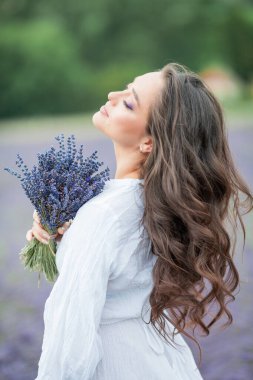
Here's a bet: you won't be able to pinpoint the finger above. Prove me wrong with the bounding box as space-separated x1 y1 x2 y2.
57 220 72 235
32 227 50 245
32 219 46 233
32 222 50 244
33 210 42 225
57 225 67 235
26 229 34 242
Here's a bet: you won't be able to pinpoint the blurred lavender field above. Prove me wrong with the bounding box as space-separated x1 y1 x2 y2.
0 116 252 380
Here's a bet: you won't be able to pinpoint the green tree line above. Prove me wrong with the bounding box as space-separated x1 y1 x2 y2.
0 0 252 118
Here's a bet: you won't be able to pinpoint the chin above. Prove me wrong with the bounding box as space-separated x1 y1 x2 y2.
92 112 107 133
92 111 100 126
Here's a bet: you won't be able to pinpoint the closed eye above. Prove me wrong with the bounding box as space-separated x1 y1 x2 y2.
123 100 134 110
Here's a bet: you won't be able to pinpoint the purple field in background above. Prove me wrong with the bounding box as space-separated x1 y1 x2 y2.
0 125 252 380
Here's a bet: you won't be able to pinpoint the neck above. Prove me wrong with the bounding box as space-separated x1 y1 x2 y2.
113 143 142 179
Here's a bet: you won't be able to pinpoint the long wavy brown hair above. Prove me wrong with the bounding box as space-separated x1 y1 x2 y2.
139 62 253 366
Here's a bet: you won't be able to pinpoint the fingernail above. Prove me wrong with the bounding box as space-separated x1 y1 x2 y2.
42 232 50 239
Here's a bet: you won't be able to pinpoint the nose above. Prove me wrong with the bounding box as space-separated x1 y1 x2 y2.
107 92 117 108
107 89 127 107
107 91 118 102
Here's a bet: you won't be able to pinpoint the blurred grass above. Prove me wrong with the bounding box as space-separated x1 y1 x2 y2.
0 112 100 145
0 112 94 131
222 97 253 118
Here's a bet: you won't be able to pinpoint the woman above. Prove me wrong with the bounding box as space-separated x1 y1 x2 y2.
27 63 252 379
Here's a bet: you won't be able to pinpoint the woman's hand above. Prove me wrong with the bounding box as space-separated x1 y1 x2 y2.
26 210 72 245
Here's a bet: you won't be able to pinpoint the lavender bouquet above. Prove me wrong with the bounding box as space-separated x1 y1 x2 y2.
4 134 110 287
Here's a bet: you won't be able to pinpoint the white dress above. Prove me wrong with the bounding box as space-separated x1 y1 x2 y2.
35 178 204 380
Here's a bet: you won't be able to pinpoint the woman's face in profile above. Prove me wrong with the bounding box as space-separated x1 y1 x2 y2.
92 71 164 148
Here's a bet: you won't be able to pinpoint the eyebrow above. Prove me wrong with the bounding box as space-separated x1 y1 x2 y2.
126 84 141 108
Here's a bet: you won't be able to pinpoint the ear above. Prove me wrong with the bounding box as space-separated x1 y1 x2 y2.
143 137 153 152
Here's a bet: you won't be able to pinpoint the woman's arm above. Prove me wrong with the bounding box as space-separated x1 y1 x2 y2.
35 202 120 380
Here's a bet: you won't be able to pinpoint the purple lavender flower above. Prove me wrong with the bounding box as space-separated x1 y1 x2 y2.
4 134 110 285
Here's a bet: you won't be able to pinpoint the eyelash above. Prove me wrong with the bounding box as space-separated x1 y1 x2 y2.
123 100 134 110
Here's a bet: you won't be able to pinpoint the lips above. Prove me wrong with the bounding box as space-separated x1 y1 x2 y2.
100 105 109 117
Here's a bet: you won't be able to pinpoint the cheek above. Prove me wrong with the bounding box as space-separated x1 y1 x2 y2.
110 110 133 129
110 110 145 135
111 116 146 147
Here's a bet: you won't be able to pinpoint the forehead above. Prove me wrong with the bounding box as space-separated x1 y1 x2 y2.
133 71 164 111
135 71 162 84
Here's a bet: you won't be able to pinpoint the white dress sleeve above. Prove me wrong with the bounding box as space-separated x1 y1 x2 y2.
35 201 120 380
